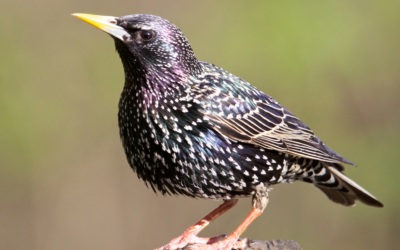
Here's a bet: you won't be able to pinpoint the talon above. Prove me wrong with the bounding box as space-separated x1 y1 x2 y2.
156 235 229 250
206 234 227 244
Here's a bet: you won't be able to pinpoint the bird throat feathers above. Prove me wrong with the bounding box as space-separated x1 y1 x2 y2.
113 37 202 94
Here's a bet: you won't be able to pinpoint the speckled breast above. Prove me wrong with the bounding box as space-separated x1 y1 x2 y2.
117 83 296 200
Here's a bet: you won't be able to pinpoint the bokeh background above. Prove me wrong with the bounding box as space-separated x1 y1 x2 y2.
1 1 399 249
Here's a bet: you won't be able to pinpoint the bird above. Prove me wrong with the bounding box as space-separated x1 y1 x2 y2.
73 13 383 250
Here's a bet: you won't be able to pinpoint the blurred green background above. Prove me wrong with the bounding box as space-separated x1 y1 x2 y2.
1 0 399 249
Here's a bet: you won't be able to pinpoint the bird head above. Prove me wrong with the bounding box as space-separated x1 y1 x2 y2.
73 13 201 80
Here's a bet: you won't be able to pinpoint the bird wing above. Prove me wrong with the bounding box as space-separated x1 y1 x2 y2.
191 68 353 165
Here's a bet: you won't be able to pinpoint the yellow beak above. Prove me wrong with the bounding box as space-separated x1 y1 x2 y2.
72 13 130 41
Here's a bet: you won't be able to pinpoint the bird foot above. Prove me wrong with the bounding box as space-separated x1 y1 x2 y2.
184 237 248 250
156 234 228 250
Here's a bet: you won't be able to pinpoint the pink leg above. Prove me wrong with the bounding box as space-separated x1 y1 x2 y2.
182 186 269 250
185 207 263 250
155 199 238 250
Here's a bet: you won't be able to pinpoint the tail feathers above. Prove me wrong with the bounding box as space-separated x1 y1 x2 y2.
316 186 358 206
314 164 383 208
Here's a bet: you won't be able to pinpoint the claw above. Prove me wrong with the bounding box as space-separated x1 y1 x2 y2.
206 234 227 244
180 237 248 250
156 234 228 250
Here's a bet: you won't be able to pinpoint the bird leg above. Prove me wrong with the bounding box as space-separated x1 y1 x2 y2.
156 199 238 250
185 185 269 250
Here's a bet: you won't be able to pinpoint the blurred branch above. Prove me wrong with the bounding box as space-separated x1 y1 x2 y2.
177 239 302 250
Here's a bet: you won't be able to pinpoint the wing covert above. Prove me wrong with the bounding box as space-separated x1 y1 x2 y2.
191 64 354 165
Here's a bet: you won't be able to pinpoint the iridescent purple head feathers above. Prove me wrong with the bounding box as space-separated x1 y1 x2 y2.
114 14 202 80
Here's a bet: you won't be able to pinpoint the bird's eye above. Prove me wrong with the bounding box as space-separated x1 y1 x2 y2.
139 30 154 41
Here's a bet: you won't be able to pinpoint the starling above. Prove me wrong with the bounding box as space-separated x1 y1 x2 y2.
73 13 383 250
